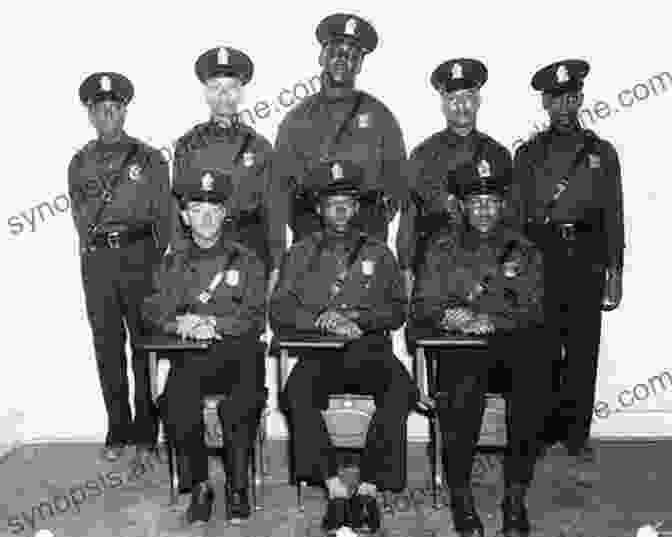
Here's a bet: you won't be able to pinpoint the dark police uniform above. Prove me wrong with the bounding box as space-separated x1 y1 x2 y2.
274 14 407 244
142 168 267 522
397 59 513 273
409 164 548 537
270 161 418 506
170 47 284 273
512 60 624 455
68 72 172 453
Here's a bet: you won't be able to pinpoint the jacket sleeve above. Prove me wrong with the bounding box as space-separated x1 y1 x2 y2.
410 238 469 326
213 253 267 337
601 140 625 270
511 143 535 230
379 108 408 205
141 253 185 334
146 148 172 254
260 149 289 271
355 249 407 332
269 245 323 333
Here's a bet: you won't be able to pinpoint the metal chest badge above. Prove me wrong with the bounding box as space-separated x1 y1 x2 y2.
503 260 521 278
225 269 239 287
361 259 375 276
201 172 215 191
588 154 601 168
357 113 370 128
128 164 142 181
242 151 255 167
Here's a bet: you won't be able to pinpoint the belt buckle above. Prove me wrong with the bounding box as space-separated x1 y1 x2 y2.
106 231 121 248
560 224 575 241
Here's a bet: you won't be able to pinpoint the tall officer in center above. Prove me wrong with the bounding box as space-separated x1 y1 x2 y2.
171 46 284 298
68 73 172 463
271 161 418 535
512 60 624 462
274 13 407 248
397 59 513 297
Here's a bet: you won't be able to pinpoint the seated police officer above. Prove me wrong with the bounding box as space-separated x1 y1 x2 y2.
142 168 266 526
270 160 418 535
410 160 549 537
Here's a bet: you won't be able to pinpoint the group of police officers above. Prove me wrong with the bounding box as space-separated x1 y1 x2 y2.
68 11 624 537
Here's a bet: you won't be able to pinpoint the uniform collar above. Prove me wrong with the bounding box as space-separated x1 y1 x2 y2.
461 224 506 251
320 228 361 250
95 131 132 151
188 235 236 259
440 127 479 147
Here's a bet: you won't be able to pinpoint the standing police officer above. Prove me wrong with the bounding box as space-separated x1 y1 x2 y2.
512 60 624 461
143 168 267 526
274 13 407 247
271 161 418 535
410 160 548 537
171 46 284 297
68 72 172 462
397 59 513 296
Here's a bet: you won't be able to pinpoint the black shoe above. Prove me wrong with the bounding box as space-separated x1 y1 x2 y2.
100 444 126 462
321 497 352 533
227 487 251 524
350 492 381 533
185 482 215 526
501 484 531 537
450 488 484 537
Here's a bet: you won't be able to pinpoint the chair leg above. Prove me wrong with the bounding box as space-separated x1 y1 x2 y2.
255 421 265 511
428 414 438 509
297 480 305 512
433 414 444 509
250 443 258 512
167 438 179 506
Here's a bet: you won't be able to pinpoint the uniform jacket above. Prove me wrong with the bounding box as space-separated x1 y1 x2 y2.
171 120 285 270
410 226 544 332
68 132 171 252
142 238 266 338
511 127 624 268
397 128 513 270
270 229 406 335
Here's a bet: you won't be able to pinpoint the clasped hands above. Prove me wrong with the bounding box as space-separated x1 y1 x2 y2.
314 309 363 339
441 308 494 335
175 313 222 341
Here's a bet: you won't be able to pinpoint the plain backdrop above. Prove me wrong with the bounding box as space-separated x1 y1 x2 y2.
1 0 670 447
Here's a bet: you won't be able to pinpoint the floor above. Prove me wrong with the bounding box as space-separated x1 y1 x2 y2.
1 440 671 537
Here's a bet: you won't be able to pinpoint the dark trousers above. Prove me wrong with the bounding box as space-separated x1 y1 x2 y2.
81 236 160 447
158 337 266 490
434 328 552 489
291 198 390 244
541 235 606 451
281 335 418 492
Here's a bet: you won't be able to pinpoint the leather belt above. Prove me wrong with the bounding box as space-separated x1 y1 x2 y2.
87 225 154 251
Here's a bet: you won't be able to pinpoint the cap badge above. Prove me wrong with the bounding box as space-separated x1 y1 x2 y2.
242 151 255 167
128 164 142 181
451 62 463 80
201 172 215 191
331 163 344 181
344 18 358 36
218 47 230 66
477 159 491 178
556 64 569 83
588 154 601 168
100 75 111 92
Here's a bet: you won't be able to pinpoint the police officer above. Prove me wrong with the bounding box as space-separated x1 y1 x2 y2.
142 168 267 526
68 72 172 462
397 58 513 297
512 60 624 461
410 161 548 537
274 13 407 246
270 161 418 535
171 46 284 297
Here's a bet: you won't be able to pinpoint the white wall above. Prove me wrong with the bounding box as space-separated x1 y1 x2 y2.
2 0 671 449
